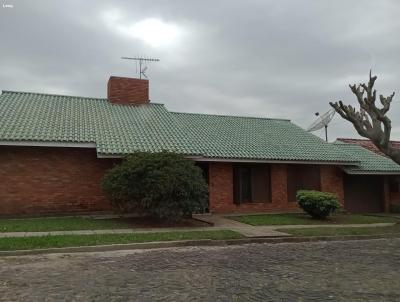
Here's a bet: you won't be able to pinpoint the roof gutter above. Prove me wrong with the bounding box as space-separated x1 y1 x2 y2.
187 156 358 165
98 153 358 165
0 143 359 166
0 141 96 148
343 170 400 175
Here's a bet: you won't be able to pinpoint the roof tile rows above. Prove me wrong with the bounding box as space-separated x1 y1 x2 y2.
0 90 399 174
173 112 355 162
337 138 400 155
0 91 195 155
334 142 400 174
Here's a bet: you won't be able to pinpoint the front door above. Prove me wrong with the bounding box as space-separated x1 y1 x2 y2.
344 175 383 213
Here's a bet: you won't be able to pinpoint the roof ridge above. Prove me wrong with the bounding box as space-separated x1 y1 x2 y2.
1 90 108 101
1 90 165 106
171 111 290 122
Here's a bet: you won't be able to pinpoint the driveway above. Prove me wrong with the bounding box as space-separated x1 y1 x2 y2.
1 239 400 301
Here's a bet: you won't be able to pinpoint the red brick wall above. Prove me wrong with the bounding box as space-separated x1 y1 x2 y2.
320 165 345 205
208 162 234 213
107 76 149 105
208 162 299 214
0 146 114 216
208 162 346 214
0 147 348 216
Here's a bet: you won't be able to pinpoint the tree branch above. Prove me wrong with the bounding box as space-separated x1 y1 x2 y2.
329 72 400 164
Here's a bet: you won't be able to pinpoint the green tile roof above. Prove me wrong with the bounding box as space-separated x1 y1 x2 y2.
334 142 400 174
0 90 355 164
172 112 356 162
0 91 195 155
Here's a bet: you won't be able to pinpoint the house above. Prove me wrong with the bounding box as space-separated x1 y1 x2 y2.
337 138 400 155
335 138 400 213
0 76 399 216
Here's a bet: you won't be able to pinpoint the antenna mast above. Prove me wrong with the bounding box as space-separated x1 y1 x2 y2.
121 56 160 79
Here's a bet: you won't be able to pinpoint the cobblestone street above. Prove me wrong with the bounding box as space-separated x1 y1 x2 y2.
0 238 400 301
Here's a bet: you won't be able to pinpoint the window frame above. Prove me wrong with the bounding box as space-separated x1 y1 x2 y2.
233 164 272 204
287 165 321 202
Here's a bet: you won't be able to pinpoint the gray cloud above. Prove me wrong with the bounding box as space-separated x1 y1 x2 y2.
1 0 399 141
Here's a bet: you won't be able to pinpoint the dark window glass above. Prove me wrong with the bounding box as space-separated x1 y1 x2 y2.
251 165 271 202
287 165 321 202
234 164 271 204
389 177 400 193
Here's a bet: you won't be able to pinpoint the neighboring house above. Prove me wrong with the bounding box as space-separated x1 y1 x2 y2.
0 76 399 216
337 138 400 156
335 138 400 212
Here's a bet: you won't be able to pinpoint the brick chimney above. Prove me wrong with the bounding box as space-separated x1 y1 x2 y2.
107 76 149 105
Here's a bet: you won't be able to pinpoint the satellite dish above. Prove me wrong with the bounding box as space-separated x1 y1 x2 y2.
306 109 335 141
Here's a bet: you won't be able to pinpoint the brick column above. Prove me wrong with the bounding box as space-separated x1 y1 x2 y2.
208 162 234 213
271 164 288 206
320 165 344 206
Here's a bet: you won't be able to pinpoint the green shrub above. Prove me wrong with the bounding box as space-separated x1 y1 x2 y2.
296 190 340 219
102 151 208 222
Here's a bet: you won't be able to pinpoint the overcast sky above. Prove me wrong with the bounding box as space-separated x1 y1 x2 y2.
1 0 399 141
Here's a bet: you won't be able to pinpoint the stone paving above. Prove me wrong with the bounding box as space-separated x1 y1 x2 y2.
1 238 400 301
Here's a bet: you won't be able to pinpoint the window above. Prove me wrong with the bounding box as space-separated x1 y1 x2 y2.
389 177 400 193
233 164 271 204
287 165 321 202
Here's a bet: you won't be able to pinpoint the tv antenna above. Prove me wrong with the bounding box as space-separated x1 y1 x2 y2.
306 109 335 142
121 56 160 79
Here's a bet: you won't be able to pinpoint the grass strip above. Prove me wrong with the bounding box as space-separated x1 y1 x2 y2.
229 213 398 226
277 224 400 237
0 217 132 232
0 230 244 251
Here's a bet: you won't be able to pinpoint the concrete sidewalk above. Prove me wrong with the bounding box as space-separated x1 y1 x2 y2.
193 214 396 237
0 215 395 239
193 214 291 237
0 225 290 238
0 227 222 238
0 215 291 238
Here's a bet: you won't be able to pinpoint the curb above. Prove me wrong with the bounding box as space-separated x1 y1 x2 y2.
1 233 400 257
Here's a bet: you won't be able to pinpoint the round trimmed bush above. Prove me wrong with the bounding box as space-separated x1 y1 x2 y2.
102 152 208 222
296 190 340 219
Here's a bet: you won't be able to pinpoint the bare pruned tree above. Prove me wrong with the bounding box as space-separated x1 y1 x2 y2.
330 72 400 164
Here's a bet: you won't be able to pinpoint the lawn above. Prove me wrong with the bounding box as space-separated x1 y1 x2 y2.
0 216 208 232
277 224 400 237
0 217 133 232
0 230 243 251
229 213 399 226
